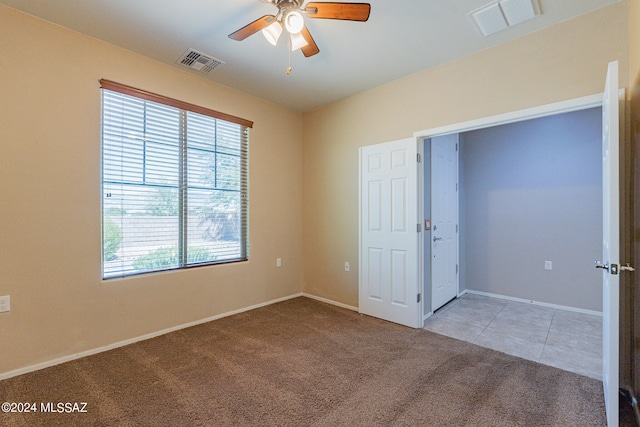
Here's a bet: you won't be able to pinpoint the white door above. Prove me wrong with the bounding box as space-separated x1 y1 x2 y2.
599 60 620 427
431 134 459 311
359 138 421 328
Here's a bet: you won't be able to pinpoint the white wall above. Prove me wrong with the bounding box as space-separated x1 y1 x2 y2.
460 107 603 311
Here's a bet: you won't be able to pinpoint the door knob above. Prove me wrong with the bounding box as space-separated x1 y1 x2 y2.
594 260 609 272
433 236 443 242
621 263 635 272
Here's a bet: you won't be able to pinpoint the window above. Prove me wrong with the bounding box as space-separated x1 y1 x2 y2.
101 80 252 279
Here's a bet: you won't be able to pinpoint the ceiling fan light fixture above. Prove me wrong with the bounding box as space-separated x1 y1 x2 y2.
284 10 304 34
229 2 371 59
290 31 308 51
262 21 283 45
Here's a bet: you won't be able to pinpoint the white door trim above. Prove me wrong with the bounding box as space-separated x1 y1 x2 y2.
413 93 602 139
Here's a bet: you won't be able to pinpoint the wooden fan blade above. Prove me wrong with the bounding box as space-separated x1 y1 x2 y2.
305 2 371 21
229 15 276 41
300 25 320 57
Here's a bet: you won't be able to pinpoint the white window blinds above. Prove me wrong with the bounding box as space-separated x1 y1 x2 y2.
101 81 250 279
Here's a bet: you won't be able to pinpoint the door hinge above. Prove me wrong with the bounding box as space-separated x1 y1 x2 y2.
456 264 459 274
456 224 458 233
417 153 421 163
417 293 421 303
456 143 458 152
417 223 422 232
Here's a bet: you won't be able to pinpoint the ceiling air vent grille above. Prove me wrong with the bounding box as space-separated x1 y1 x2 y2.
177 49 225 73
501 0 539 26
470 0 540 37
471 3 507 36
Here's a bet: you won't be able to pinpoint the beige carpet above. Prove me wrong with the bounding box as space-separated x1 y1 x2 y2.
0 297 606 426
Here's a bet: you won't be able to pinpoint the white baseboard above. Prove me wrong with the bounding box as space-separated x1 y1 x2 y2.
301 293 359 312
0 293 304 381
463 289 602 316
3 289 598 380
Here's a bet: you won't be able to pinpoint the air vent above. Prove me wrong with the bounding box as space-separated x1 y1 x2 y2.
470 0 540 37
471 3 508 36
177 49 225 73
500 0 539 26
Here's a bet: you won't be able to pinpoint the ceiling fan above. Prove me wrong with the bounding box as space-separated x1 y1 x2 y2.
229 1 371 58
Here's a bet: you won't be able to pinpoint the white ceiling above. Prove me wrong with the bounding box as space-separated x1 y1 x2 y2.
1 0 620 112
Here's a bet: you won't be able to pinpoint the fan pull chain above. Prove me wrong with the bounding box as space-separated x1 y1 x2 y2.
286 36 292 75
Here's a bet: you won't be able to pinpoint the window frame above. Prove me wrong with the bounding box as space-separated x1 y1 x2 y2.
100 80 252 279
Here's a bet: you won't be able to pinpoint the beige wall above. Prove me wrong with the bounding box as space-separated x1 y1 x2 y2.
301 2 629 307
632 0 640 83
0 6 303 375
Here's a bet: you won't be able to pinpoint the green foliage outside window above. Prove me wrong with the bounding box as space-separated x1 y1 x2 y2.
103 217 122 261
133 246 214 271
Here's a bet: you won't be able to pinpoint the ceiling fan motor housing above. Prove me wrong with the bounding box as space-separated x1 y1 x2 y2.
278 0 304 10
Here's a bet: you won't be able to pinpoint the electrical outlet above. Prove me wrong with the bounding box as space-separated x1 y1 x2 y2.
544 261 552 271
0 295 10 313
276 258 282 268
344 261 350 272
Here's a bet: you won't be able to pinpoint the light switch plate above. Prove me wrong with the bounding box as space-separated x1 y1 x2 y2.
0 295 10 313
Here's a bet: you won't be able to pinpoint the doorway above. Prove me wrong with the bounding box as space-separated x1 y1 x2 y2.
418 94 604 319
422 106 603 316
359 93 605 327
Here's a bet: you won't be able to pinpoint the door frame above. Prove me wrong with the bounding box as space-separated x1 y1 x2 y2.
414 93 603 322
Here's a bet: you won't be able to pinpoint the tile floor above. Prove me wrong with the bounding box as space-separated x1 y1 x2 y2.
423 293 602 380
